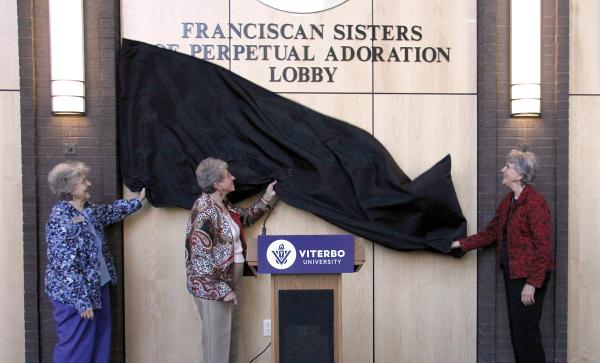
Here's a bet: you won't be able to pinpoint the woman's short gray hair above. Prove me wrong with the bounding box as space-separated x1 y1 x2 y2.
507 149 538 184
195 157 228 193
47 160 90 199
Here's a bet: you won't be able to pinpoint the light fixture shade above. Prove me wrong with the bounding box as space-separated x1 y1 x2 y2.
510 0 541 117
49 0 86 114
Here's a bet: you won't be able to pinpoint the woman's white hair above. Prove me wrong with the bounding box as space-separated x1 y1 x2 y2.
195 157 228 193
507 148 538 184
47 160 90 199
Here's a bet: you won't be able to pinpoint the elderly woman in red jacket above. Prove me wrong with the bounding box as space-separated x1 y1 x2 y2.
186 157 276 363
451 148 554 363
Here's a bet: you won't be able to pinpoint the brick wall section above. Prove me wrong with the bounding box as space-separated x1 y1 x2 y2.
18 0 123 361
477 0 568 362
475 0 499 361
18 0 40 361
553 0 569 360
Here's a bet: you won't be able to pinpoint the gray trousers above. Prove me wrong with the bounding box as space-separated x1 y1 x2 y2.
195 263 244 363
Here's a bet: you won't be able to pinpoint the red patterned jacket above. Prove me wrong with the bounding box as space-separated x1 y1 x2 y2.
185 193 271 300
459 184 555 287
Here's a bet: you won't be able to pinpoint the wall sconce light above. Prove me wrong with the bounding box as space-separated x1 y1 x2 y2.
510 0 541 117
49 0 86 115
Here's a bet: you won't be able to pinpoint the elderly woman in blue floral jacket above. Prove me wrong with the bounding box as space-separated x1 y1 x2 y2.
45 160 145 363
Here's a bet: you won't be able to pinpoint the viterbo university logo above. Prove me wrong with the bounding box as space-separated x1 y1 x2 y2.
266 239 297 269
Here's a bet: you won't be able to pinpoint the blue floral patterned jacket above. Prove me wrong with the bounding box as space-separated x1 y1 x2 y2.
45 198 142 313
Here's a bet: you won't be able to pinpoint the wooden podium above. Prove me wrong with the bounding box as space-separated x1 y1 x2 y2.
247 236 365 363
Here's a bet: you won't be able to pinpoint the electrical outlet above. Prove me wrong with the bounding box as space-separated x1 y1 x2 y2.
263 319 271 337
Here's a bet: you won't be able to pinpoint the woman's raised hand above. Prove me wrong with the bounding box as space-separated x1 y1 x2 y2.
450 241 462 249
262 180 277 202
136 188 146 202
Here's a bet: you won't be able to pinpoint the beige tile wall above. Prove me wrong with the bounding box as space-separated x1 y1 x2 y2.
570 0 600 95
569 1 600 362
373 94 476 363
373 0 476 93
569 96 600 363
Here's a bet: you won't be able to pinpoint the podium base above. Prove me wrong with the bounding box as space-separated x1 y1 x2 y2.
272 274 342 363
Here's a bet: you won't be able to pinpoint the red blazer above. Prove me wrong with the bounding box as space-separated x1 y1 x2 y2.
459 184 555 288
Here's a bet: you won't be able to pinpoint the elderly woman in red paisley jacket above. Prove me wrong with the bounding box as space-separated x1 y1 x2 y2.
451 148 554 363
186 157 276 363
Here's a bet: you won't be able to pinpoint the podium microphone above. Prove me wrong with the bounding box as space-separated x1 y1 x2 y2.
261 195 279 236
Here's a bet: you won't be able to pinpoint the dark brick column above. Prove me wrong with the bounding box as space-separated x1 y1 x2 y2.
476 0 569 362
18 0 124 361
18 0 40 361
475 0 499 361
551 0 569 359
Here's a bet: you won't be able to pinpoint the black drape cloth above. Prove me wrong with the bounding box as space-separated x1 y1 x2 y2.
118 39 466 253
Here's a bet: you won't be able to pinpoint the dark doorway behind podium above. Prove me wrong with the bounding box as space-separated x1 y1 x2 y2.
279 290 334 363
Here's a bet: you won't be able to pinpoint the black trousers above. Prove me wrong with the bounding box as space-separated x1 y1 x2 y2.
502 265 550 363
